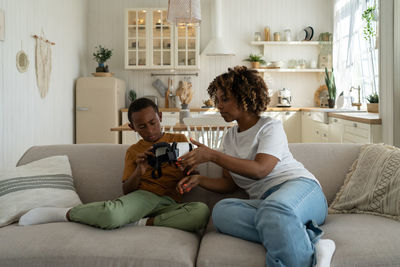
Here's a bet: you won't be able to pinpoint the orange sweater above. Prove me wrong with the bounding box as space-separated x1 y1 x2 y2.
122 133 188 202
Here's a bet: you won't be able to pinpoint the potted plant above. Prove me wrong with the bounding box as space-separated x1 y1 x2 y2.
244 53 266 69
362 5 377 41
93 45 113 73
366 92 379 113
324 67 336 108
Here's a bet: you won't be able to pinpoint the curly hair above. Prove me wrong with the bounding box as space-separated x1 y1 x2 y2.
207 66 270 115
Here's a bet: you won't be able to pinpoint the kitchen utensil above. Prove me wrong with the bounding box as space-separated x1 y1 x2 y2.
277 88 292 107
152 78 168 96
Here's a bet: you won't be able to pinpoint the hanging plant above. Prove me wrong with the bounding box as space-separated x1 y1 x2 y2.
362 5 376 41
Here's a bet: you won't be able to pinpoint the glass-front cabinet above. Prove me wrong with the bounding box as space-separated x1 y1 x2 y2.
175 25 199 69
126 10 147 67
125 8 199 69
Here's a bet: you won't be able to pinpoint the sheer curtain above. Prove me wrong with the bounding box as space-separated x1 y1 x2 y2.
333 0 378 106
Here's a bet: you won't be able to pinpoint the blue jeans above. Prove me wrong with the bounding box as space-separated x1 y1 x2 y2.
212 178 327 267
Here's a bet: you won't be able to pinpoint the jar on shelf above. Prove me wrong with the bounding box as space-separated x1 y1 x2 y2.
284 29 292 41
254 32 262 41
273 32 281 41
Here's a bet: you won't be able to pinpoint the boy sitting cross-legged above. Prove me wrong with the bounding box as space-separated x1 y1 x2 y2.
19 98 210 232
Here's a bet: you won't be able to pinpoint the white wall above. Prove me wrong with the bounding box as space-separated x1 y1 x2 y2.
0 0 88 168
87 0 333 108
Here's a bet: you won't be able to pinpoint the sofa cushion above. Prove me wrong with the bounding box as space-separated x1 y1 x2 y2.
17 144 130 203
196 214 400 267
196 231 266 267
329 144 400 221
322 214 400 266
0 223 200 267
0 156 82 227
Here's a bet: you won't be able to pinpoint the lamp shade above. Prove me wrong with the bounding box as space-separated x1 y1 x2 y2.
167 0 201 25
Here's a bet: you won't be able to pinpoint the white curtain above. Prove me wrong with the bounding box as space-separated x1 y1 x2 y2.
333 0 378 105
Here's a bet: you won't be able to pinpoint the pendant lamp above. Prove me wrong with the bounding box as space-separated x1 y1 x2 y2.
167 0 201 26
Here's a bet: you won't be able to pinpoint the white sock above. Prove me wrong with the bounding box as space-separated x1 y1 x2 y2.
125 217 148 227
137 217 148 226
19 207 70 226
315 239 336 267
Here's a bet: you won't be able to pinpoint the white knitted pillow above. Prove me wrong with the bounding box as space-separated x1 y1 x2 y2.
0 156 82 227
329 144 400 221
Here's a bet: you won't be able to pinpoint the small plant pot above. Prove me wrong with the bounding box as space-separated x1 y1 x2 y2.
251 62 260 69
367 103 379 113
328 98 335 108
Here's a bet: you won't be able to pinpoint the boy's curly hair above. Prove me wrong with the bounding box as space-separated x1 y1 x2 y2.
207 66 270 115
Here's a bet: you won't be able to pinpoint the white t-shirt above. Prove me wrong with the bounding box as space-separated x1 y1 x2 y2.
222 116 319 199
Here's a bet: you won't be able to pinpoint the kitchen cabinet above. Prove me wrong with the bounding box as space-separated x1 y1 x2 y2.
302 112 382 144
341 119 382 144
125 9 200 70
301 111 329 143
263 111 301 143
250 41 332 73
328 117 343 143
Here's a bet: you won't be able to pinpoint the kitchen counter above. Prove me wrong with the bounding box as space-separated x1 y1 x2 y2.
328 112 381 124
119 107 381 124
120 107 324 112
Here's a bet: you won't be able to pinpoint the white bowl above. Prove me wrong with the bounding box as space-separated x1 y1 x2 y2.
269 61 284 68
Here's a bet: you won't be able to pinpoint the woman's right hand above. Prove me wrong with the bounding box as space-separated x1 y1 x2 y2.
176 175 201 194
179 139 214 175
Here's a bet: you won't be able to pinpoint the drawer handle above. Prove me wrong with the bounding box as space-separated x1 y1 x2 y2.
76 107 89 111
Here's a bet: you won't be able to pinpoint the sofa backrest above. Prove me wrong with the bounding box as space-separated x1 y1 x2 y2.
17 143 361 205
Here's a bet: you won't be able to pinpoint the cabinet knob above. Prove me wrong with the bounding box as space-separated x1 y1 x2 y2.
285 111 290 115
316 130 319 134
334 119 338 122
323 133 327 137
353 123 357 128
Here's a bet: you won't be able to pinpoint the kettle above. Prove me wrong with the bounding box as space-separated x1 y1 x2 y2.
277 88 292 107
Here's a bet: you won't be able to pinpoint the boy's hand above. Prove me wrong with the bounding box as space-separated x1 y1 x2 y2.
135 147 154 176
176 175 201 195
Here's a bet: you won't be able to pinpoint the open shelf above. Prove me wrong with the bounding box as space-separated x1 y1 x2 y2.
254 68 327 73
251 41 332 46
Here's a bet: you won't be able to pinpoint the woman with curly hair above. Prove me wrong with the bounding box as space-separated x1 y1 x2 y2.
177 66 335 267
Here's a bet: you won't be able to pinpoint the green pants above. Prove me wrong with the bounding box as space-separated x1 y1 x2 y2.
69 190 210 232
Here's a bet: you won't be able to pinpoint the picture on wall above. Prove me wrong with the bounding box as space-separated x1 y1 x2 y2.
0 9 4 41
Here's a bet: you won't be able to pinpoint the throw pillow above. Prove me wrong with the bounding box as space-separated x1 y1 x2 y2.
329 144 400 221
0 155 82 227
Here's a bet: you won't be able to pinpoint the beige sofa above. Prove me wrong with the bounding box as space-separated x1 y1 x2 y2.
1 143 399 267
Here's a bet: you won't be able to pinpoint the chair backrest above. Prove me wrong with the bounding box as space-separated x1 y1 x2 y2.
183 116 233 149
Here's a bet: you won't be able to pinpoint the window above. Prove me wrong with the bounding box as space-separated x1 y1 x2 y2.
333 0 378 105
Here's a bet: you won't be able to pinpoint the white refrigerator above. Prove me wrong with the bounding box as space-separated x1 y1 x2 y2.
75 77 126 144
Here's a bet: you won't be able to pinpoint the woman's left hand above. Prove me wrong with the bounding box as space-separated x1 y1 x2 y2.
179 138 213 175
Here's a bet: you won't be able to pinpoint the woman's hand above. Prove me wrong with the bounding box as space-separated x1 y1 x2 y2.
179 139 214 175
176 175 201 195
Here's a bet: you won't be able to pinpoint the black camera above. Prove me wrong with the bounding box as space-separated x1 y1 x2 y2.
147 142 193 179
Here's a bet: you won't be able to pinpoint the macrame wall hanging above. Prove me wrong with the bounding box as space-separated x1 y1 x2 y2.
33 30 55 99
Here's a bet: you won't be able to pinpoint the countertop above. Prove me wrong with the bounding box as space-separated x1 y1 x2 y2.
119 107 381 124
328 112 381 124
